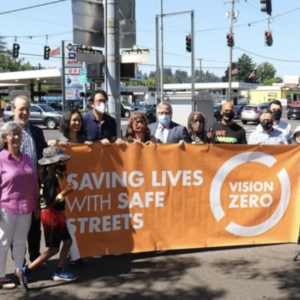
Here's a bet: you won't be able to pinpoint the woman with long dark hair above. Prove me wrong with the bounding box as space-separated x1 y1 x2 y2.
187 112 207 144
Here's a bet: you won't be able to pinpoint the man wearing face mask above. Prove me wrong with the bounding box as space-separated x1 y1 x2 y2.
187 112 207 144
249 109 287 144
207 102 247 144
148 102 192 144
83 90 122 145
255 100 293 144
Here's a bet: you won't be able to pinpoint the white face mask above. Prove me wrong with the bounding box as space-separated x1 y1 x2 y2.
95 102 106 114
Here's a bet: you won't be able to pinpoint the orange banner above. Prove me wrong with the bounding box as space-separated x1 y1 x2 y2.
62 144 300 257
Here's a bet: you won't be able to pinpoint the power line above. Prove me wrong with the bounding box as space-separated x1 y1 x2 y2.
0 0 68 15
235 47 300 63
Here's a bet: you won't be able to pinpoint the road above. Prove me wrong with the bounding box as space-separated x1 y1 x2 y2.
2 114 300 299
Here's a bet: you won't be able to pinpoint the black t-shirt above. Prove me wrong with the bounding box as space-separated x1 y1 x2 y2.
209 122 247 144
40 175 65 211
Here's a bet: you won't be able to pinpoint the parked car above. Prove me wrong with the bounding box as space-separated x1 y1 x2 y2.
3 103 62 129
240 103 269 124
287 106 300 120
234 104 246 119
138 104 157 124
214 104 222 122
121 102 135 118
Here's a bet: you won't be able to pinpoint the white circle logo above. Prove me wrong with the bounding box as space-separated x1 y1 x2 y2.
210 152 290 236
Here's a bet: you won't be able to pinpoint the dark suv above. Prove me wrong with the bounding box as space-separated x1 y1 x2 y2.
3 103 62 129
287 106 300 120
138 104 157 123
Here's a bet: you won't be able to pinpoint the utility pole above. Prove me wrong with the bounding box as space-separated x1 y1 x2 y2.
106 0 121 136
227 0 235 103
160 0 164 102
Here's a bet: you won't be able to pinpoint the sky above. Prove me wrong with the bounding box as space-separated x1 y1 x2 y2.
1 0 300 79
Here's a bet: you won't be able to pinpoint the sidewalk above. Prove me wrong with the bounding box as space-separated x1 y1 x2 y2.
2 243 300 299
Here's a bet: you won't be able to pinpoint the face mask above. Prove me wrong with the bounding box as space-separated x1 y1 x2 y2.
95 102 106 114
261 121 273 131
158 115 171 125
272 110 282 121
222 112 234 122
191 121 203 132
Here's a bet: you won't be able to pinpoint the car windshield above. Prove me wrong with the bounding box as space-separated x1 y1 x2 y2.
123 102 134 108
36 104 55 112
234 106 241 111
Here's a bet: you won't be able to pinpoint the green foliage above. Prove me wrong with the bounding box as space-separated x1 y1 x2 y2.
261 77 283 86
256 62 276 83
235 54 256 83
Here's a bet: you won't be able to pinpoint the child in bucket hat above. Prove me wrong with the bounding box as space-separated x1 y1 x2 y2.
16 146 77 290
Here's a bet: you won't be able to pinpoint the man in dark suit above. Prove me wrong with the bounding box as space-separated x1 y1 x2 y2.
148 101 192 144
12 95 47 264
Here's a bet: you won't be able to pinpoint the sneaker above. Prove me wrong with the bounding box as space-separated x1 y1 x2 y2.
69 258 88 267
52 268 77 281
16 267 29 291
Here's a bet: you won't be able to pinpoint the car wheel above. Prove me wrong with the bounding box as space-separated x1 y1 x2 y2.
242 120 247 125
124 110 131 118
46 118 57 129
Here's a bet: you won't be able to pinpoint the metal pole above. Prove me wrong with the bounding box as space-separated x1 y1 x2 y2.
155 15 160 104
227 0 235 103
61 40 66 112
160 0 164 102
106 0 121 137
191 10 195 110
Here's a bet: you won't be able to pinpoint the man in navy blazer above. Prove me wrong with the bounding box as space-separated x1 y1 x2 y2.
12 96 47 264
148 101 192 144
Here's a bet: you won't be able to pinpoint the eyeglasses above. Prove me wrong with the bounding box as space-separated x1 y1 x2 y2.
7 132 22 137
133 120 145 126
157 112 171 116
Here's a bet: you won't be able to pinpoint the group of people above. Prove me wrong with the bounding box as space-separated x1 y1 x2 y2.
0 91 298 292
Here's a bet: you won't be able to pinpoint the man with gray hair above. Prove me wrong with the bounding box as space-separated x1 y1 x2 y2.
148 101 192 144
11 95 47 264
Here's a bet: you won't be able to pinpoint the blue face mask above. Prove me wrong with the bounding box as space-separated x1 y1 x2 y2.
158 114 171 125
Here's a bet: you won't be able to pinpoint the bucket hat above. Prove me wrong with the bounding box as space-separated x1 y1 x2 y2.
38 146 71 165
293 126 300 141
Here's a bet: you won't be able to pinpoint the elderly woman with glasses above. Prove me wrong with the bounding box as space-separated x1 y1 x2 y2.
0 122 39 290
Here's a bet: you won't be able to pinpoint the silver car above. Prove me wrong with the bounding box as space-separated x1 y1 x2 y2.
3 103 62 129
240 103 269 124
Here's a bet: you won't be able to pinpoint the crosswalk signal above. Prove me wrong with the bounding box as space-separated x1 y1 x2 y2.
226 34 234 47
12 43 20 58
265 31 273 46
186 35 192 53
44 46 51 60
260 0 272 16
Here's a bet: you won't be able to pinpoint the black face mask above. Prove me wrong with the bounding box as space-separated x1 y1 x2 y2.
272 110 282 121
222 112 234 122
261 121 273 131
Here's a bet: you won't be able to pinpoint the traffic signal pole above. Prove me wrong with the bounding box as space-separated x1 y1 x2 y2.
227 0 235 103
106 0 121 137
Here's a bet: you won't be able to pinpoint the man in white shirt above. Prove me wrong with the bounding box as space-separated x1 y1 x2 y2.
256 100 293 144
249 109 288 145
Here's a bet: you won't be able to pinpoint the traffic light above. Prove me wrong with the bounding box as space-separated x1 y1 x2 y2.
226 34 234 47
265 31 273 46
44 46 51 60
260 0 272 16
12 43 20 58
186 35 191 53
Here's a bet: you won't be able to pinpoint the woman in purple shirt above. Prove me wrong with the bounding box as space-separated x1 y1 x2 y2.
0 122 39 290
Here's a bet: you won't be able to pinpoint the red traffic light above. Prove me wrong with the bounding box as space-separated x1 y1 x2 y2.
186 35 192 53
226 34 234 47
265 31 273 46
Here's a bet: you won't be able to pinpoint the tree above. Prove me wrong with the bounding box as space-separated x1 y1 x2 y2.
256 62 276 84
261 77 283 86
235 54 256 83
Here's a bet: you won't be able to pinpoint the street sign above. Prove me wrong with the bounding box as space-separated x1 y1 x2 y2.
80 68 87 76
76 52 104 63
